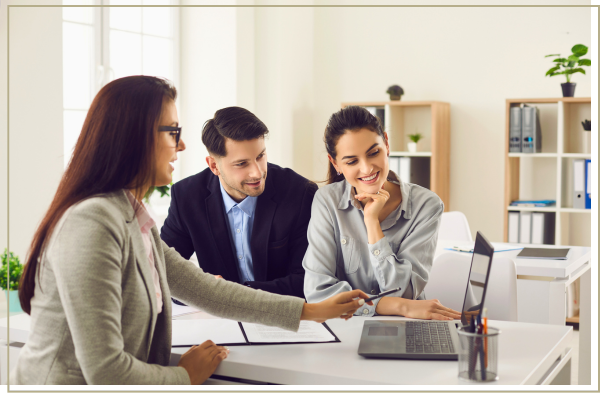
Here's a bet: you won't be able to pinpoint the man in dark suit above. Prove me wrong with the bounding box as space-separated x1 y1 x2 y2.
161 107 317 298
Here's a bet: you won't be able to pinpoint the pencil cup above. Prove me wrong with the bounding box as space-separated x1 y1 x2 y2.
456 326 500 382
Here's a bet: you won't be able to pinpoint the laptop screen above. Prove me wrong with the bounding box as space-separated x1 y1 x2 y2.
460 231 494 327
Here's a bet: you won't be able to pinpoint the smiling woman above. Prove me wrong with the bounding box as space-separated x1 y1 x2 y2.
303 106 461 321
12 77 369 385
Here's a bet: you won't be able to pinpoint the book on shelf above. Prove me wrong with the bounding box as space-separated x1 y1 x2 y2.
509 106 522 152
521 105 542 153
364 106 385 129
508 210 555 245
585 159 591 209
509 199 555 207
573 159 586 209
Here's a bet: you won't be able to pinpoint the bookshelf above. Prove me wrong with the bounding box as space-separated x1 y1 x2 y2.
341 101 451 210
504 97 591 325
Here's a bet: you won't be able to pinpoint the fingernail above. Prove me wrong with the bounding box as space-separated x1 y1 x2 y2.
358 299 365 305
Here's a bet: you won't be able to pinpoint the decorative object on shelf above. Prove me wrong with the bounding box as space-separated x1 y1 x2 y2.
509 200 555 207
144 182 173 204
406 132 423 153
1 248 24 313
581 119 591 154
545 44 591 97
386 85 404 101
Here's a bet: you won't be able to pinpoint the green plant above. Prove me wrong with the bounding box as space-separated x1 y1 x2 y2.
407 133 423 143
144 183 173 204
545 44 591 83
1 249 24 291
581 120 591 131
386 85 404 97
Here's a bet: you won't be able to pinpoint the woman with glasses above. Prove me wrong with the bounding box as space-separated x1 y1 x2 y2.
12 76 369 385
303 106 461 320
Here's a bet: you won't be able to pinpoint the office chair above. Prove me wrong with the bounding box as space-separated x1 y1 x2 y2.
439 211 473 242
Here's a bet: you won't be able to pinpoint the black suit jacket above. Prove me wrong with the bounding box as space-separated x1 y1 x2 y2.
160 163 317 298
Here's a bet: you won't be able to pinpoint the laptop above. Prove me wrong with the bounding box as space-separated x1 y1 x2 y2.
357 231 494 360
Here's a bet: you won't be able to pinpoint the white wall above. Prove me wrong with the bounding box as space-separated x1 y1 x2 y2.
1 2 64 260
276 5 592 242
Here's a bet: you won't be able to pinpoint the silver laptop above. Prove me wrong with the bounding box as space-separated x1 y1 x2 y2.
357 231 494 360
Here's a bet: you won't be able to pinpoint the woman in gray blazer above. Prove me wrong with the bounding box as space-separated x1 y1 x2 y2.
303 106 461 320
12 76 369 385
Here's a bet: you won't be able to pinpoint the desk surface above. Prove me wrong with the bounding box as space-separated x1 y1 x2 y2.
2 313 572 385
436 241 590 278
170 314 572 385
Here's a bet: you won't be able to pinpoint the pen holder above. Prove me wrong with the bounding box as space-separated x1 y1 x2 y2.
457 326 500 382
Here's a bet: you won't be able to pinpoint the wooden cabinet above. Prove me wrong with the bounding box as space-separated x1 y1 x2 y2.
341 101 451 210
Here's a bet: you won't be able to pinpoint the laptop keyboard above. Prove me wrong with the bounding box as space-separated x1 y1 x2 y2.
405 321 455 354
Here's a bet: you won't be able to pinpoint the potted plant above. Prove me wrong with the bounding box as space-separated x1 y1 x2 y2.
545 44 591 97
1 249 24 313
144 183 173 204
581 119 591 154
407 132 423 153
386 85 404 101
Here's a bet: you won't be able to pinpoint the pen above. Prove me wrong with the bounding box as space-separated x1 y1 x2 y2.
483 307 488 369
361 287 402 303
477 321 486 381
468 317 477 379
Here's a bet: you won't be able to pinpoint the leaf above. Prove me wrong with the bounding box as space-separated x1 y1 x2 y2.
545 66 561 76
552 58 568 63
578 59 591 67
567 55 579 63
545 54 561 57
569 68 586 75
567 61 576 68
571 44 588 57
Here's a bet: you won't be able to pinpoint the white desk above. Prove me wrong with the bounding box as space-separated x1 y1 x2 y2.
436 241 592 385
1 313 573 386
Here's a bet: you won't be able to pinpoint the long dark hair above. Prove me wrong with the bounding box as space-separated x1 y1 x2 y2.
324 106 386 184
19 76 177 314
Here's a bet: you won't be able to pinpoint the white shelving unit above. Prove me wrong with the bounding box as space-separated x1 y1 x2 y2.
504 97 591 247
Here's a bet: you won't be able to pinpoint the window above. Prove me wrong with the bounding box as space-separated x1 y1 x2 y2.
62 0 180 172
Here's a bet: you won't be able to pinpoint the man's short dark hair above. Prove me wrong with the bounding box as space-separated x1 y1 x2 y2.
202 106 269 157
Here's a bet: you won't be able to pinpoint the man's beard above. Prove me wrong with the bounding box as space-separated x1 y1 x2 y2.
222 171 267 198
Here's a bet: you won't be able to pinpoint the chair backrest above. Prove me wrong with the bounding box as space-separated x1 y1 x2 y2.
426 252 477 312
428 252 518 322
439 211 473 242
484 258 518 322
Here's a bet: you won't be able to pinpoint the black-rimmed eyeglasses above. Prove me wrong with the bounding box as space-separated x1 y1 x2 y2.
158 126 182 148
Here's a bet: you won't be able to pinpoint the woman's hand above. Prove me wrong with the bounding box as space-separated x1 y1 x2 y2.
375 297 462 320
301 289 372 323
354 186 390 223
178 340 229 385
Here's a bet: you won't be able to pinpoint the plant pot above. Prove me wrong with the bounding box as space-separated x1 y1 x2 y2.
4 290 23 313
561 82 576 97
389 95 402 101
581 130 591 154
407 142 418 153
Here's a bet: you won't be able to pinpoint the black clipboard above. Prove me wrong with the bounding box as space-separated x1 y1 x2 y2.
172 322 340 347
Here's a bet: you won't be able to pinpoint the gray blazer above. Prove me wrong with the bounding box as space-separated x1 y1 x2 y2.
11 190 305 385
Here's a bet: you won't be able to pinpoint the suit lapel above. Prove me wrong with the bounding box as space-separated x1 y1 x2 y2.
206 176 240 281
251 168 276 283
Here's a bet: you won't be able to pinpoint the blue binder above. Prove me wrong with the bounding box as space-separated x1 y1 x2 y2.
585 159 591 209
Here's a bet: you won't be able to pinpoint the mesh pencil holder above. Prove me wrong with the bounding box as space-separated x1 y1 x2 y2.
456 326 500 382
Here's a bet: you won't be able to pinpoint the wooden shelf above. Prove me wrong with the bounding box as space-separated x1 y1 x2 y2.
507 97 591 104
566 316 579 324
561 153 592 158
389 151 432 157
342 101 450 210
559 208 591 214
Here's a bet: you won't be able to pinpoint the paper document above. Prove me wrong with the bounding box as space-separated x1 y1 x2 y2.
171 302 202 318
241 321 335 344
172 319 246 347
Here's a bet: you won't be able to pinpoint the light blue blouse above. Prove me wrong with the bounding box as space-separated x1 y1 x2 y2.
302 171 444 316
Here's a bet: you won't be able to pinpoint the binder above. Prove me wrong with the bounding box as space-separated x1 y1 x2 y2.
519 211 532 244
509 107 522 152
508 211 520 243
573 159 586 209
521 105 542 153
399 157 411 183
585 159 591 209
531 212 556 245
